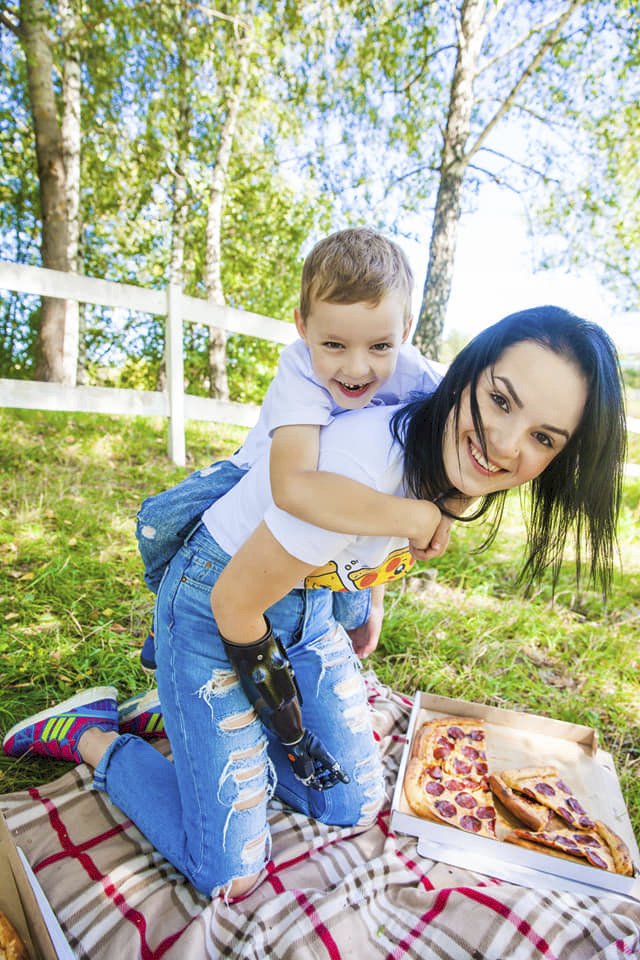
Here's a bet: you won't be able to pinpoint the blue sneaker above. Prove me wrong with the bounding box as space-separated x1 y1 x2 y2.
118 689 165 739
3 687 118 763
140 630 157 672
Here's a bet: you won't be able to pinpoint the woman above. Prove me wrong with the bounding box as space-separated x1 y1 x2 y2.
3 307 626 899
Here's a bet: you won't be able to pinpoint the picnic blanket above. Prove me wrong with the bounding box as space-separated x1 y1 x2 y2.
2 674 639 960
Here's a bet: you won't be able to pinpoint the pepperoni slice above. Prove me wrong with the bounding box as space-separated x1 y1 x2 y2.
476 806 496 819
433 744 453 760
574 834 601 847
452 759 472 775
585 851 608 870
447 726 465 740
455 792 477 809
429 766 444 780
443 778 466 792
566 796 587 815
556 779 572 794
468 729 484 741
434 800 457 819
459 815 482 832
424 781 445 796
534 782 556 797
557 806 576 823
474 762 488 776
578 815 595 829
461 745 479 760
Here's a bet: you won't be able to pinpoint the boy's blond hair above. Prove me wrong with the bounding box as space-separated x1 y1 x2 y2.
299 228 414 323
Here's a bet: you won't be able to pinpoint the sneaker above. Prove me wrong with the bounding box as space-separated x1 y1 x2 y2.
118 689 166 739
140 629 157 672
3 687 118 763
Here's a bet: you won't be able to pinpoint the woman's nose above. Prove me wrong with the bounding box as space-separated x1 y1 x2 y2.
490 424 520 460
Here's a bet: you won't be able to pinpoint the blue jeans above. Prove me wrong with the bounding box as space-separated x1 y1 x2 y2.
93 524 385 896
136 460 245 592
135 456 372 631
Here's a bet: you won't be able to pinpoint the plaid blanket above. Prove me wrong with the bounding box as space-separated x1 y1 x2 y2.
2 675 639 959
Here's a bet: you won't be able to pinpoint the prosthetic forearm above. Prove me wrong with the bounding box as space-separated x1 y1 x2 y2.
222 618 349 790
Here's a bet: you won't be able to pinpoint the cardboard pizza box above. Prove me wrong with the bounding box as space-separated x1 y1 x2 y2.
0 811 72 959
391 692 640 901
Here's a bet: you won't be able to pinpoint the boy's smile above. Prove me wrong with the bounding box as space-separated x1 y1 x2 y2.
443 341 587 497
296 293 411 410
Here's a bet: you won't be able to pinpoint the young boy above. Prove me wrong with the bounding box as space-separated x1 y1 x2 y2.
136 227 455 672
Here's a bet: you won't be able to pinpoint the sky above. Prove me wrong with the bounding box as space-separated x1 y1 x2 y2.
401 184 639 359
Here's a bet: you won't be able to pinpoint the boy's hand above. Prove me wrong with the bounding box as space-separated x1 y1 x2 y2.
410 514 453 562
348 585 385 659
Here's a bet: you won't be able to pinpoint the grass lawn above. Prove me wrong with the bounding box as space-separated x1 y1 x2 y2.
1 408 639 843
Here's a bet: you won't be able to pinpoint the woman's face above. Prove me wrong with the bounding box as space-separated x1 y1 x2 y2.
442 341 587 497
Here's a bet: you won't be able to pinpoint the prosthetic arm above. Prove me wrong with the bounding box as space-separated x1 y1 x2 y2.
222 618 349 791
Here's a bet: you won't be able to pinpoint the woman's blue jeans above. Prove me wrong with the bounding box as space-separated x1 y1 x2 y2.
93 524 385 896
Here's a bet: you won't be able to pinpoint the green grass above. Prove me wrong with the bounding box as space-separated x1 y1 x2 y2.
1 408 639 845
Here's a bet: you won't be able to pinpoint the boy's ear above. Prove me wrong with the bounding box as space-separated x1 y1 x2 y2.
294 308 307 341
402 315 413 343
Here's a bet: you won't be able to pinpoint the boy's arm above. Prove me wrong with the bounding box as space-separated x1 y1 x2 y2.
347 583 385 659
410 494 476 561
270 424 441 550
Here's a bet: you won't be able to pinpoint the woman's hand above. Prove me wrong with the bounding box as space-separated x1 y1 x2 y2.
348 585 385 659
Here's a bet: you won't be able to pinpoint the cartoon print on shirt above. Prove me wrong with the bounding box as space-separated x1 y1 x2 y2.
303 546 415 592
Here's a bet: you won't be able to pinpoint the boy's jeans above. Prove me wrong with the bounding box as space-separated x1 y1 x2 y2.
136 460 244 593
94 524 385 895
135 457 372 629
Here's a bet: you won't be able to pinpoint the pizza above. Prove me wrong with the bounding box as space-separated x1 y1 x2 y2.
494 766 634 877
0 909 29 960
404 717 497 838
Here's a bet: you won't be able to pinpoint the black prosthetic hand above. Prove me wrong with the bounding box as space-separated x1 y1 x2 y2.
222 618 349 791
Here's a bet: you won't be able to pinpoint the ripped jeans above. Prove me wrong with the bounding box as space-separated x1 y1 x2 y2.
93 524 385 896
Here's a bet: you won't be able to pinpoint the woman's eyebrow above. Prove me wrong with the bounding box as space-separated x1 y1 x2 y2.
495 374 570 439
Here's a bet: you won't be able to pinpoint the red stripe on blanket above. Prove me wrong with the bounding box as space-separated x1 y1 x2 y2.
293 889 342 960
376 809 435 891
28 788 192 960
460 887 557 958
385 888 453 959
33 820 134 870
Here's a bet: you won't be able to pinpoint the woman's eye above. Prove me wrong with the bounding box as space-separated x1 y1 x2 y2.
533 431 553 448
490 392 508 411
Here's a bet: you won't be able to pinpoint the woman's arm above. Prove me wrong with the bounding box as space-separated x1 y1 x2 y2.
210 520 318 644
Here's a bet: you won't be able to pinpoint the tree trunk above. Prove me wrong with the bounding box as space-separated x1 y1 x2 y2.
413 0 487 359
60 0 82 383
20 0 76 383
204 19 252 400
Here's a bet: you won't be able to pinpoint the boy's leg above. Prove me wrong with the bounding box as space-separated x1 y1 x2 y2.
136 460 246 593
332 589 371 632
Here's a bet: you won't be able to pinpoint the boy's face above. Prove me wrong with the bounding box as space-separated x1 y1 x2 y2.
295 293 412 410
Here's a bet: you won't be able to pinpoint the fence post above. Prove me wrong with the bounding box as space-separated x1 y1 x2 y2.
166 283 186 466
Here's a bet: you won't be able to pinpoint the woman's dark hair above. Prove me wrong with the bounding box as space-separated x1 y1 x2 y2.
392 306 627 594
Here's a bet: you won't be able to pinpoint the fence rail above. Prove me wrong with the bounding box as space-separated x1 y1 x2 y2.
0 260 297 464
1 260 638 472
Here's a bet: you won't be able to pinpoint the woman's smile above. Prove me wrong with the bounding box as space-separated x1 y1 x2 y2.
443 341 588 497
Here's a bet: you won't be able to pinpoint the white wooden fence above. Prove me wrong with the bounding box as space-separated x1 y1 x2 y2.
0 261 297 465
1 260 638 472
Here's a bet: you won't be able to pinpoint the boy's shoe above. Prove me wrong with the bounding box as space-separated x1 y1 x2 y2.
140 630 157 672
118 689 166 739
2 687 118 763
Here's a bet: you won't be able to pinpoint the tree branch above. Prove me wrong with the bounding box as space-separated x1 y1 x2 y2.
465 0 584 165
476 10 573 77
0 5 20 34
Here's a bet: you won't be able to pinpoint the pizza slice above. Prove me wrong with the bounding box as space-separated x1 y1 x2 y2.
494 767 635 876
497 766 596 830
504 817 633 875
404 717 497 838
488 772 554 831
